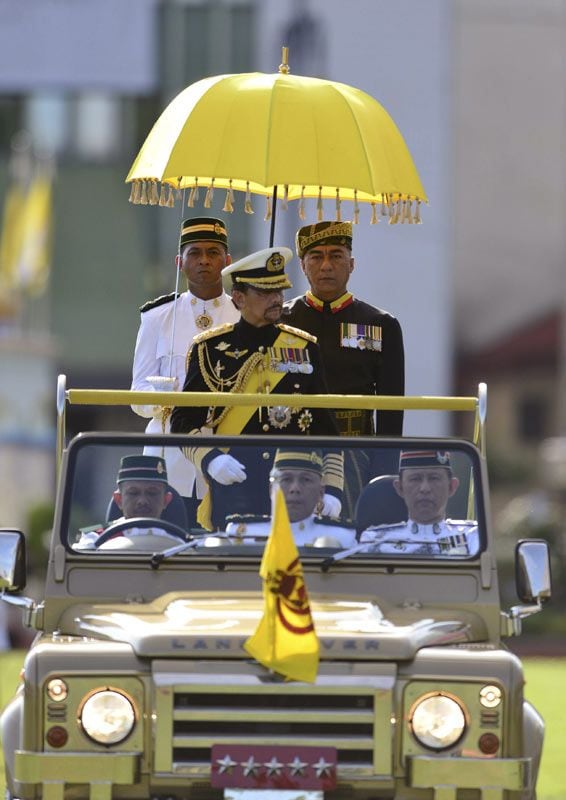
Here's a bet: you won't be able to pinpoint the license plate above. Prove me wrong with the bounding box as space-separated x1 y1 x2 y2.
211 745 337 791
225 790 323 800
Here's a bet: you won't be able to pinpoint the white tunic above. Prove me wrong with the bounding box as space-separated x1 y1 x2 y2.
225 514 356 548
73 518 177 550
131 290 240 495
359 519 479 556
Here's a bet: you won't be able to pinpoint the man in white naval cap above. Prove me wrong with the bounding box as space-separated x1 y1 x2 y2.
131 217 239 526
225 449 355 548
170 247 343 531
359 450 479 556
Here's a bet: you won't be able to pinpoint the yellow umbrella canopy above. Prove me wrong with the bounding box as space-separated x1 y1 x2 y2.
126 63 427 226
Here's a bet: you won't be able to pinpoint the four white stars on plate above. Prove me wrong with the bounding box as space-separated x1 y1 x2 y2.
215 754 333 778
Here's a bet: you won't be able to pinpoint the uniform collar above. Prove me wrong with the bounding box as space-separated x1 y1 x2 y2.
305 290 354 313
408 519 445 535
291 514 314 532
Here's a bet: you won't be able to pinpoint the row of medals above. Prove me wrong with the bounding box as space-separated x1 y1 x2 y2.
341 335 381 351
270 358 313 374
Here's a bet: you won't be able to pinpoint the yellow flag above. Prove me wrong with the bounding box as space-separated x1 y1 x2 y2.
0 180 25 290
244 487 319 682
15 169 53 296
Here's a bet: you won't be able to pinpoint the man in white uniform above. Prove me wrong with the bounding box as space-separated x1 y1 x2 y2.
74 455 180 549
359 450 479 556
131 217 240 523
225 449 355 548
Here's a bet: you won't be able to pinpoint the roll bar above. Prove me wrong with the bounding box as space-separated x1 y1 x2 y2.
55 376 487 474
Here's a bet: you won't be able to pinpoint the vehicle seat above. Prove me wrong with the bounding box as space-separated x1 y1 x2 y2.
354 475 408 538
105 485 188 529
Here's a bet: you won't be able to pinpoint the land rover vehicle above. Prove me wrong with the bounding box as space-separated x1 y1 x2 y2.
0 386 552 800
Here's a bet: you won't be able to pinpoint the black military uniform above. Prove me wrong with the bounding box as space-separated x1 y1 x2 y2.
284 291 404 435
285 221 405 517
170 247 342 530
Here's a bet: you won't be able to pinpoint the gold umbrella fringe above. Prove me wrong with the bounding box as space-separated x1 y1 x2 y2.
127 180 423 224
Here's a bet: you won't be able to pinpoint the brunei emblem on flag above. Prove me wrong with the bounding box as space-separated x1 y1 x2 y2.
244 487 319 682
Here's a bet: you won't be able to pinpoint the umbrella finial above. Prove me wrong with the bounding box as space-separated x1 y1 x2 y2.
279 46 290 74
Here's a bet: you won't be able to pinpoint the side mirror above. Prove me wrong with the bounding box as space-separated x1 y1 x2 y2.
0 530 27 592
515 539 551 604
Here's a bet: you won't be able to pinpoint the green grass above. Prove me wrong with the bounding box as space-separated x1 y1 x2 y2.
0 653 564 798
523 658 566 800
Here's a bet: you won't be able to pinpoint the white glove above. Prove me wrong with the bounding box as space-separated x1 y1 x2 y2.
320 493 342 518
207 454 247 485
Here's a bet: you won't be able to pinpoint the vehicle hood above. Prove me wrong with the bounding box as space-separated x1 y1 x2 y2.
58 594 487 660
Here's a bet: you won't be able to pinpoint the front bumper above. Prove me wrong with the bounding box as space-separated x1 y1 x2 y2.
12 751 532 800
408 754 531 799
14 751 140 800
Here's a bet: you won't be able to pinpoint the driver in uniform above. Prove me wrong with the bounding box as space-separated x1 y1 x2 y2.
74 455 177 549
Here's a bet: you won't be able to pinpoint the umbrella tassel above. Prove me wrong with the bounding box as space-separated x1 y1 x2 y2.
406 197 413 224
188 180 199 208
353 190 360 224
390 197 401 225
282 184 289 210
245 181 254 214
158 183 168 206
166 184 176 208
370 202 378 225
204 179 214 209
381 194 388 217
317 187 323 221
222 181 234 213
264 195 272 221
129 181 140 204
149 180 159 205
335 189 342 222
400 199 407 223
415 199 422 224
298 186 306 221
388 194 395 220
139 181 149 205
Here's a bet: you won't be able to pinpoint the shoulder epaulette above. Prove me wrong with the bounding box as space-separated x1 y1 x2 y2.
446 519 477 526
193 322 235 344
314 516 355 529
277 323 317 343
140 292 179 313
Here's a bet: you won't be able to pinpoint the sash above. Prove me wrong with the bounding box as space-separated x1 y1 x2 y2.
197 330 309 529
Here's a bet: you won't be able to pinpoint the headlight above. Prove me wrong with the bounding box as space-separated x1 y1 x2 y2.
410 693 466 750
80 689 136 745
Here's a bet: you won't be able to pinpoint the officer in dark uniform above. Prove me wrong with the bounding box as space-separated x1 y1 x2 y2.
284 220 405 517
170 246 342 530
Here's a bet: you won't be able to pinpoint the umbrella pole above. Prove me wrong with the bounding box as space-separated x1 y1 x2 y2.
269 185 278 247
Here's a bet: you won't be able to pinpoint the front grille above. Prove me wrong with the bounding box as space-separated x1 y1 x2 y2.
153 665 395 778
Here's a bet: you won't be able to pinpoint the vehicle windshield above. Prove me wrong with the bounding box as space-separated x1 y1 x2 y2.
62 434 484 560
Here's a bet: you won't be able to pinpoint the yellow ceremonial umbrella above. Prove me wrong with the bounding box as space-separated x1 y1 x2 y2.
126 50 427 239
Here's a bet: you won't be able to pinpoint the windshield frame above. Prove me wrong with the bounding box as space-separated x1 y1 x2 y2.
58 432 487 563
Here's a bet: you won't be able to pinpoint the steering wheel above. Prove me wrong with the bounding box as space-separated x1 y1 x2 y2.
93 517 188 548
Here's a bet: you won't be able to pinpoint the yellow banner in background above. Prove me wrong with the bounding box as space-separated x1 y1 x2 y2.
244 487 319 683
0 165 52 298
